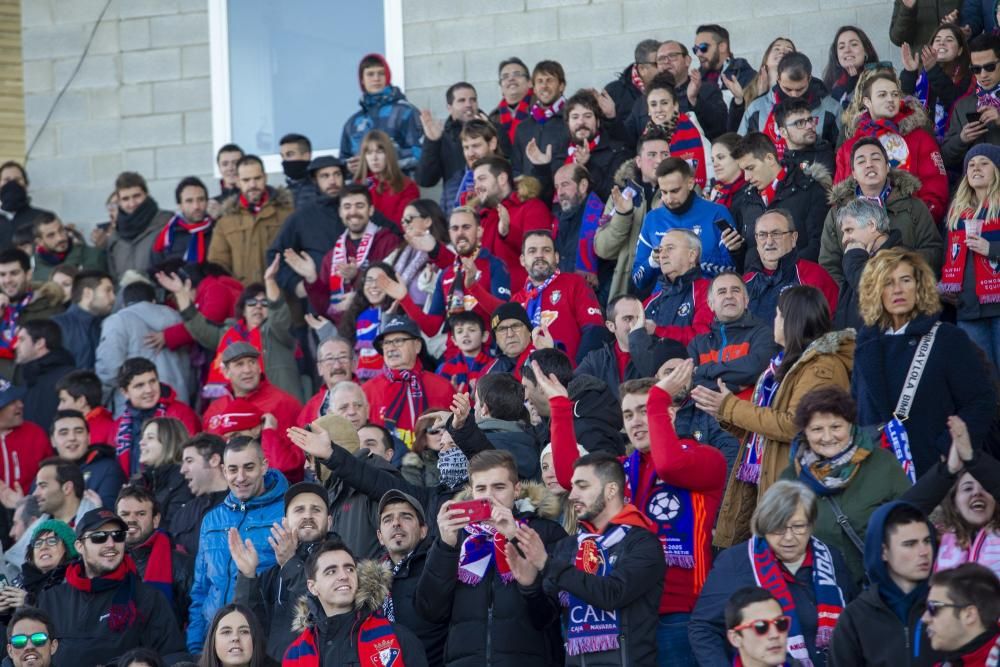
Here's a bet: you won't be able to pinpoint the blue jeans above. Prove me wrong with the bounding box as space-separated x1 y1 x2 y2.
958 317 1000 369
657 612 696 667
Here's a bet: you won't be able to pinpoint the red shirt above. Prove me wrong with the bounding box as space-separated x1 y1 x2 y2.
369 176 420 231
0 422 53 492
86 406 116 446
363 366 455 448
478 191 554 287
509 272 603 363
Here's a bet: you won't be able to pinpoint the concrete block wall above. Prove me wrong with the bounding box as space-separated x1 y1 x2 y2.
21 0 896 226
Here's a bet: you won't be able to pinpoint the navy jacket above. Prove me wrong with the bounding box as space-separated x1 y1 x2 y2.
52 304 103 371
18 348 75 430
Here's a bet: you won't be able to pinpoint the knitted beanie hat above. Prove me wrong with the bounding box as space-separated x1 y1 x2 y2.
31 519 79 558
963 143 1000 173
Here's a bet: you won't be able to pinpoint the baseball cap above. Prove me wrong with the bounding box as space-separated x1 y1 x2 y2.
0 378 26 410
373 314 421 354
221 342 261 364
75 508 127 538
284 481 329 511
378 489 426 526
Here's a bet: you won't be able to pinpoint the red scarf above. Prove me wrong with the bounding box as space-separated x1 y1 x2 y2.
151 213 213 263
670 113 709 188
65 556 140 632
239 189 269 215
382 367 428 435
762 108 788 161
629 64 646 94
136 529 174 605
759 168 786 206
709 175 748 209
284 612 407 667
939 210 1000 303
498 89 533 143
566 135 600 164
530 96 566 124
35 238 71 266
614 342 630 381
205 321 264 395
330 223 378 295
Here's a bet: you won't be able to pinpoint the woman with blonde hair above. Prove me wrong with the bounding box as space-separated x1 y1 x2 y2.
852 248 996 481
354 129 420 230
938 145 1000 366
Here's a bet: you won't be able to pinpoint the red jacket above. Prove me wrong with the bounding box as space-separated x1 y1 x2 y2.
203 380 304 483
86 406 116 446
162 275 244 350
478 189 554 288
304 227 400 318
834 103 948 224
362 366 455 448
0 421 53 493
297 387 327 428
549 386 726 614
369 176 420 231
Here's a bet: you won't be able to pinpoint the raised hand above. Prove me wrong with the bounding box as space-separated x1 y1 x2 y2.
374 271 407 301
263 253 281 284
514 525 548 571
531 324 554 350
419 109 444 141
610 185 635 215
528 359 569 399
436 500 471 547
283 249 318 284
269 518 299 568
687 68 703 106
525 138 553 166
228 527 260 578
690 378 732 418
656 358 694 396
335 258 359 282
721 73 745 104
450 392 472 430
287 425 334 461
497 203 511 237
591 88 617 119
405 228 438 253
155 271 189 295
504 540 540 586
304 313 330 331
947 415 974 473
0 481 23 510
490 503 517 539
919 44 938 70
460 256 480 288
901 43 919 72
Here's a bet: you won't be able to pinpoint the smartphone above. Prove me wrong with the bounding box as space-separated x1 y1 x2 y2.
967 111 982 124
96 222 111 231
621 185 638 200
451 499 492 523
714 218 737 235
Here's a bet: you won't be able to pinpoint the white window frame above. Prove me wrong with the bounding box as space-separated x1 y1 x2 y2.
207 0 404 175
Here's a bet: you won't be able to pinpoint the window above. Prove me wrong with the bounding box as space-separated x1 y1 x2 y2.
208 0 404 172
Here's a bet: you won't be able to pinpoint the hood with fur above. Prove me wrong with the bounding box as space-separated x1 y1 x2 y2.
291 558 393 632
220 185 294 217
843 96 934 139
828 168 922 207
614 158 641 186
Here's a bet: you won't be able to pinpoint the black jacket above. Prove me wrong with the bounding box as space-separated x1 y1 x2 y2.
136 463 193 534
52 304 103 371
329 450 401 559
414 494 567 667
535 374 626 456
446 415 542 482
604 66 645 122
17 348 75 430
0 204 51 252
37 572 189 666
834 229 904 330
130 534 194 627
526 513 665 666
575 343 640 401
621 75 728 146
170 488 226 556
415 116 468 215
512 114 570 197
689 311 779 392
785 140 836 175
385 536 449 666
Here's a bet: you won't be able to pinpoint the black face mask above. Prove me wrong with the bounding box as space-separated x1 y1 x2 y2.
0 180 28 213
282 159 310 181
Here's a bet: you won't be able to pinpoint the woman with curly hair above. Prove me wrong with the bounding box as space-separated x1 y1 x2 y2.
851 248 996 480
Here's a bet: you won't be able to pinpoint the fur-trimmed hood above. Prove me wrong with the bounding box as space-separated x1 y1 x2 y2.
827 168 922 207
794 328 856 372
220 185 294 216
453 479 563 522
843 96 934 139
795 161 833 191
291 558 393 632
614 158 641 186
465 175 543 209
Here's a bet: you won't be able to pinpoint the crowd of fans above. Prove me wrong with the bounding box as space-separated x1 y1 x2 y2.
1 9 1000 667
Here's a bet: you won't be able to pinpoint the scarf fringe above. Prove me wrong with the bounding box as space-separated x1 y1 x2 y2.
666 554 695 569
566 635 621 657
737 462 762 484
457 569 484 586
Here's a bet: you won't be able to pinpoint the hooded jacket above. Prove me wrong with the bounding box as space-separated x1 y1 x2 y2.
414 482 567 667
714 328 855 548
17 347 75 430
186 469 289 653
207 186 295 284
835 99 949 222
688 311 780 394
827 500 943 666
339 54 423 174
286 560 428 666
834 228 905 330
819 169 943 285
740 79 843 147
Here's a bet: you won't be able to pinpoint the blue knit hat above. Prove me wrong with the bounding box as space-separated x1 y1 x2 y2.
963 143 1000 172
30 519 78 558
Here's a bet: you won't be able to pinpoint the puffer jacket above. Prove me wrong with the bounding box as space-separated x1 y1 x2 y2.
819 169 943 285
206 186 295 284
688 311 779 394
414 482 566 667
595 159 663 299
477 417 541 481
739 78 843 147
286 560 428 666
186 469 289 653
714 329 855 548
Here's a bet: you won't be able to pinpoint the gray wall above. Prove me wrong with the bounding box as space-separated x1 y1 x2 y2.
21 0 895 226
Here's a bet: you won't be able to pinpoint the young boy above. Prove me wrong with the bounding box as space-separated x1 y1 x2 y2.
436 311 494 393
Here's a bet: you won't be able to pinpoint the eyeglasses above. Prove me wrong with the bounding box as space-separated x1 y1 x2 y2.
925 600 970 617
635 60 658 67
318 355 351 366
732 616 792 636
381 337 416 349
494 323 527 336
401 215 422 226
32 536 60 549
9 633 50 649
244 298 268 307
971 61 1000 74
767 522 810 537
84 530 126 544
499 71 528 83
785 117 818 130
657 52 685 62
755 230 794 241
864 60 895 71
692 42 711 54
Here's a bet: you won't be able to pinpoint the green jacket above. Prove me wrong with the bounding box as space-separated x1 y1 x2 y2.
180 293 307 403
33 238 107 282
781 433 912 586
890 0 961 50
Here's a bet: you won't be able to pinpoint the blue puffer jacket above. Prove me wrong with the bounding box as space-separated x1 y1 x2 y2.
186 469 289 653
340 84 423 174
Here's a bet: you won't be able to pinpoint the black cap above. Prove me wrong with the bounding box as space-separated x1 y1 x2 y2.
75 508 127 538
284 481 329 511
378 489 426 526
308 155 344 176
373 314 422 354
490 302 531 333
647 338 689 371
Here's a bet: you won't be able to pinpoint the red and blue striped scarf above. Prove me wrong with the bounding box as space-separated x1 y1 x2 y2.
284 612 407 667
151 213 212 263
939 209 1000 303
575 192 607 275
498 89 533 144
0 292 30 360
115 399 168 475
524 271 559 328
355 306 384 381
670 113 709 188
530 96 566 124
457 521 515 585
437 349 494 393
738 352 784 484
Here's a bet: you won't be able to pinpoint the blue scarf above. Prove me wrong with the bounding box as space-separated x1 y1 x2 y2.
855 181 892 207
457 521 515 585
574 192 606 275
524 271 559 328
913 71 949 140
561 525 630 656
622 451 696 568
738 352 784 484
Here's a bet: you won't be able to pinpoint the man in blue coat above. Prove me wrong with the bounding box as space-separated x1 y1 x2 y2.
186 436 288 654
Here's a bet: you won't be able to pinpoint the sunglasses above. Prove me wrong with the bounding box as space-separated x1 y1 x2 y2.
925 600 969 617
972 61 1000 74
85 530 126 544
10 632 49 649
692 42 711 54
244 298 268 307
733 615 792 635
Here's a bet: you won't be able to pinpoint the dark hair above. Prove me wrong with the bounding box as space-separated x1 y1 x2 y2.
564 89 603 122
532 59 566 84
115 484 161 517
115 171 148 194
498 57 529 78
21 319 62 351
50 409 88 436
236 155 264 172
279 133 312 153
620 377 657 399
0 161 28 185
860 71 900 101
931 23 973 83
520 228 554 252
184 433 227 466
11 227 33 249
406 199 449 245
655 157 693 179
774 286 831 382
646 71 678 100
305 539 356 580
447 310 486 334
970 32 1000 59
199 603 271 667
883 503 931 544
469 449 519 485
55 370 103 409
822 26 880 90
340 182 373 206
471 155 513 185
70 270 111 304
223 436 264 459
31 211 59 238
793 386 857 431
637 126 672 153
724 587 780 629
522 348 574 387
359 54 386 75
50 263 78 282
174 176 209 204
696 24 730 46
7 606 54 641
118 648 165 667
732 132 778 161
777 51 812 80
851 136 889 163
236 283 266 318
446 81 476 105
574 451 625 499
38 457 84 499
773 97 814 128
338 262 399 342
460 118 499 145
359 423 395 455
712 132 742 154
476 373 527 422
0 248 30 271
215 143 244 161
929 563 1000 628
605 294 642 321
116 357 158 391
122 281 156 306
